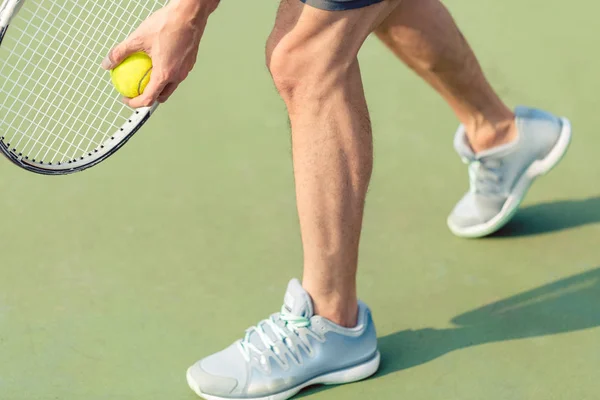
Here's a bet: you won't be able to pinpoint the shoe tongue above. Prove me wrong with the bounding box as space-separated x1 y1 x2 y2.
283 279 314 318
244 279 313 353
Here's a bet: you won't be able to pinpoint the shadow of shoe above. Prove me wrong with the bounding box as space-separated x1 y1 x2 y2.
492 196 600 238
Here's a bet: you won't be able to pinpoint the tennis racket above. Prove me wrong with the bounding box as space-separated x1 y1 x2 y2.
0 0 166 175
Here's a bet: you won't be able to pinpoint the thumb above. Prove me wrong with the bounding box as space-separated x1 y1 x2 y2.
101 39 142 70
124 74 168 109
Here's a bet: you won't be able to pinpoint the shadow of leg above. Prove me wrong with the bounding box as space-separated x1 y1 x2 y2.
294 267 600 398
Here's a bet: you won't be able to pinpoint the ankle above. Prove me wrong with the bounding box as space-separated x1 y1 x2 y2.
302 283 358 328
464 112 517 153
313 298 359 328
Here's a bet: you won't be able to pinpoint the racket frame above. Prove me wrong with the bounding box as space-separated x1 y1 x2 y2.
0 0 23 41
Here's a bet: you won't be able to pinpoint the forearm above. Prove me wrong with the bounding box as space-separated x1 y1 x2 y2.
168 0 220 23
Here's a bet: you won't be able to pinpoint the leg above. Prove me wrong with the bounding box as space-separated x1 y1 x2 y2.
373 0 572 238
266 0 399 327
188 3 400 399
374 0 516 152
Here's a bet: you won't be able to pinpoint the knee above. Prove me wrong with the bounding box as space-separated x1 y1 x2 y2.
266 37 343 109
267 41 312 104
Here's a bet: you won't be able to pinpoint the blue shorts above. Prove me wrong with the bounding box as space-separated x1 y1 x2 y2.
300 0 384 11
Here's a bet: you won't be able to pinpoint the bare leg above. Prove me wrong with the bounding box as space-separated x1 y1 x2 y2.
266 0 399 327
375 0 516 152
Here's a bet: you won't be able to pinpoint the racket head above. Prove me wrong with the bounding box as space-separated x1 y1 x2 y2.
0 0 166 175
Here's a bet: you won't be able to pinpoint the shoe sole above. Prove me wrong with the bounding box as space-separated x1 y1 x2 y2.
186 351 381 400
448 117 572 238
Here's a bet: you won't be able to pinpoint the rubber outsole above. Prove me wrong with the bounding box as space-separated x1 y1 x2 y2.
186 351 381 400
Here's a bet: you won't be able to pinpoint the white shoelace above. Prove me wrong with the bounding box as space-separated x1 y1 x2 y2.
237 306 311 364
467 159 503 194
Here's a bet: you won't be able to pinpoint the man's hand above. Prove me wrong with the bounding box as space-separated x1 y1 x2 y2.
102 0 219 108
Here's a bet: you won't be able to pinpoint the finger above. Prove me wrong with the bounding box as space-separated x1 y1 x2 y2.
124 74 168 108
157 82 179 103
101 38 142 70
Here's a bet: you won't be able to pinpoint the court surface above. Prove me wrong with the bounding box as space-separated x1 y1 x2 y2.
1 1 599 399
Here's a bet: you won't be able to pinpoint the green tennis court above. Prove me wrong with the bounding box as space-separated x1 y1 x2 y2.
1 0 599 399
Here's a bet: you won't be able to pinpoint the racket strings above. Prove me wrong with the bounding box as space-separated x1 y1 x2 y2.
32 0 152 159
0 0 165 164
33 0 138 159
0 2 110 160
15 0 149 159
16 1 120 157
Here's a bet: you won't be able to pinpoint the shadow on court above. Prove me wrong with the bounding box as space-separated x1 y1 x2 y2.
492 196 600 237
296 266 600 398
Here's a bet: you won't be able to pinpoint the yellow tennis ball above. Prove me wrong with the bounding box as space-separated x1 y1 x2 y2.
110 52 152 98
